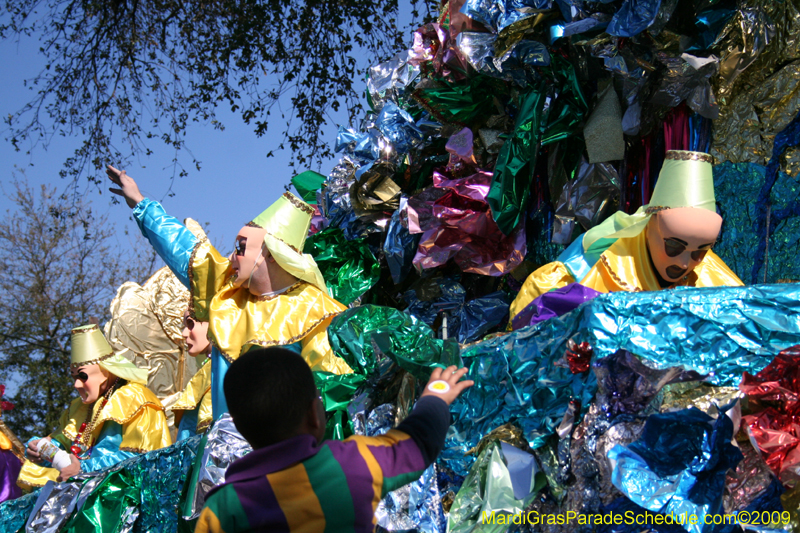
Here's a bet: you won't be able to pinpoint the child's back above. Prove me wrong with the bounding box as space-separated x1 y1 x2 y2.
195 348 472 533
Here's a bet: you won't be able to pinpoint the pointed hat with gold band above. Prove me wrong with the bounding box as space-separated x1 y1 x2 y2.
582 150 717 253
71 325 148 385
249 192 329 295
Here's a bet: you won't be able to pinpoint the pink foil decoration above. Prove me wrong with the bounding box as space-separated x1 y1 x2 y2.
408 165 526 276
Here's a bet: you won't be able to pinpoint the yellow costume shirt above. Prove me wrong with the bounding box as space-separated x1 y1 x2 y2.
17 382 171 489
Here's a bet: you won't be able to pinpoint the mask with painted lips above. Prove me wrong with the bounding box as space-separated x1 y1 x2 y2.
182 310 211 357
645 207 722 284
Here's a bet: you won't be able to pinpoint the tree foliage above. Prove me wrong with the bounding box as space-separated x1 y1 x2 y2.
0 178 156 441
1 0 433 189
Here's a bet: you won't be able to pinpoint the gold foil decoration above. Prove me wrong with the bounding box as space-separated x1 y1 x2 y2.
103 266 199 432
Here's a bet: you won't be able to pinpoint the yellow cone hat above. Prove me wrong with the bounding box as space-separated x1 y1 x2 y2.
250 192 329 294
71 325 148 384
582 150 717 253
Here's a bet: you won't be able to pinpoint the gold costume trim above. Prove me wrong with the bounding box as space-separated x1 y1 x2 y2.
70 351 115 369
242 310 342 351
72 324 100 335
283 192 316 215
187 238 209 319
664 150 714 163
62 401 164 441
255 281 304 302
196 419 212 433
264 230 302 255
119 447 149 454
599 253 643 293
644 205 671 215
245 221 262 229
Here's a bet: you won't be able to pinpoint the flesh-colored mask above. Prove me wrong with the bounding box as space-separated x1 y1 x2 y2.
182 310 211 357
71 365 110 404
645 207 722 284
229 226 268 289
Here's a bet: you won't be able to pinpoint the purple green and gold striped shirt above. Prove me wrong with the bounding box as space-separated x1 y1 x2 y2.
194 396 449 533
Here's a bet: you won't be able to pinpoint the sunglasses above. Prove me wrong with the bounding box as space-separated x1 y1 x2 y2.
74 371 89 382
663 238 709 262
184 317 196 330
234 238 247 256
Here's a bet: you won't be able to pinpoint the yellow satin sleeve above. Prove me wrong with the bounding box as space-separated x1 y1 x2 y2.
301 317 354 374
119 403 172 453
173 360 213 433
508 261 575 326
17 461 59 490
189 240 231 322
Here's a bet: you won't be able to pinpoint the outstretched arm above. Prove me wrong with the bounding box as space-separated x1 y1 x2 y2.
106 164 198 288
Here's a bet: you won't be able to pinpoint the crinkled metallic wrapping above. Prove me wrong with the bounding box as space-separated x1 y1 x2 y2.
0 435 201 533
607 408 743 533
716 3 776 93
104 266 199 430
304 227 380 305
185 416 251 520
376 102 425 155
26 479 84 533
384 198 421 285
456 32 550 86
650 53 719 120
358 403 446 533
551 156 621 244
606 0 661 37
460 0 552 34
712 61 800 169
402 278 510 343
315 371 367 440
349 160 402 216
367 51 420 111
410 168 527 276
448 441 544 533
335 126 381 163
0 491 39 533
593 349 704 419
740 346 800 484
327 304 461 381
411 77 497 127
487 85 545 235
713 162 800 284
444 283 800 476
724 434 780 516
659 382 742 414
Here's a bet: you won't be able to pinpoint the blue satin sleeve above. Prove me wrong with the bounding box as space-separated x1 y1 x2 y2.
80 422 139 473
176 407 200 442
210 347 230 420
556 233 603 281
132 198 198 288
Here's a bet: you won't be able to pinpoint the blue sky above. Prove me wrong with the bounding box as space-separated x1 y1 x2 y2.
0 30 359 252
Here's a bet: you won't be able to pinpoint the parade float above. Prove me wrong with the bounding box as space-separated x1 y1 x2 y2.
3 0 800 531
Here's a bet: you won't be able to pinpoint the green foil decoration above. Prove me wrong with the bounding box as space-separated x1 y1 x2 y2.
314 371 367 440
540 56 588 147
303 227 380 305
327 305 461 381
487 84 546 236
291 170 326 204
63 469 141 532
411 77 497 126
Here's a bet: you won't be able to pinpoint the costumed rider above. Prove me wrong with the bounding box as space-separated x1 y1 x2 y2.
106 165 352 420
17 325 172 490
509 150 744 329
173 308 213 441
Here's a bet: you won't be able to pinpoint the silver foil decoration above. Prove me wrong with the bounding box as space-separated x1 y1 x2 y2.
367 51 420 111
185 414 252 520
552 156 621 244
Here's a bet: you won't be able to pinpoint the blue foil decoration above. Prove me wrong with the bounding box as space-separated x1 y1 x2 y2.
607 408 743 533
443 284 800 476
460 0 552 33
607 0 662 37
376 102 424 154
384 199 421 285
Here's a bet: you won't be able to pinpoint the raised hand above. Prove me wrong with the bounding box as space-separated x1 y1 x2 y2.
107 165 145 208
420 365 474 406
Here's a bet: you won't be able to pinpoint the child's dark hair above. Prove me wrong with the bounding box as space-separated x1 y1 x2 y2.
224 347 317 448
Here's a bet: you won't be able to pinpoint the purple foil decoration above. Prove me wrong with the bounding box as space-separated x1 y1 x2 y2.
511 283 602 330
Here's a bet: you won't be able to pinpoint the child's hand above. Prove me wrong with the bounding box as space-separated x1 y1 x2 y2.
420 365 474 406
